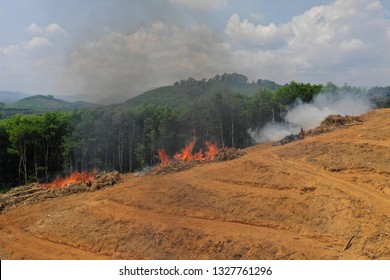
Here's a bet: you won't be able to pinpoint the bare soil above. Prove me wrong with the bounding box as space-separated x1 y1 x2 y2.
1 109 390 260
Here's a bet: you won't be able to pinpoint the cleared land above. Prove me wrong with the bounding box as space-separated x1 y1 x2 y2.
1 109 390 259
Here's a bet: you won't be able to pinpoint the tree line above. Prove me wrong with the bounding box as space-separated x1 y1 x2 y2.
1 80 387 190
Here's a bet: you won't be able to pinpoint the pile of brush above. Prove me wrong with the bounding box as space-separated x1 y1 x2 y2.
0 186 62 214
0 171 121 214
150 160 199 175
306 114 364 136
214 147 246 161
91 171 121 190
150 147 245 175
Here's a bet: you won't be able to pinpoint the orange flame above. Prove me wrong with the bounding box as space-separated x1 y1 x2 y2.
158 148 170 166
205 141 218 161
40 169 97 189
174 136 197 161
158 137 219 165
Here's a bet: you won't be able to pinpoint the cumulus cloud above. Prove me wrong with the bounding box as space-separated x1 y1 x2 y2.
46 23 66 35
339 38 366 51
0 45 20 55
227 0 390 86
366 0 383 11
25 37 52 51
27 23 44 34
64 0 390 103
4 0 390 102
27 23 66 35
0 20 68 93
225 13 290 49
63 22 232 103
169 0 227 10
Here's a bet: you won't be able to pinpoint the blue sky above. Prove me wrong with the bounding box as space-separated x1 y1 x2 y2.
1 0 390 103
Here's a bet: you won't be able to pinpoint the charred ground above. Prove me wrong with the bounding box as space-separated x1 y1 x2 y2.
0 109 389 260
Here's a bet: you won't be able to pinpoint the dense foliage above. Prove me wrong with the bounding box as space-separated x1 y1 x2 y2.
1 75 389 190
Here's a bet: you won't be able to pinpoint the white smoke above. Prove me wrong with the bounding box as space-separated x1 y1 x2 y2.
250 91 373 143
250 123 301 143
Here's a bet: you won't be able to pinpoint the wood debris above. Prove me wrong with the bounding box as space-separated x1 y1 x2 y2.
0 171 121 214
306 115 364 136
273 115 364 146
150 147 245 175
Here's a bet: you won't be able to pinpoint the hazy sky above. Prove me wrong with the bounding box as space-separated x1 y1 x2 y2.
1 0 389 103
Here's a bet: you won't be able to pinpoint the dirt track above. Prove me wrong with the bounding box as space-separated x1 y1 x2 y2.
1 109 390 260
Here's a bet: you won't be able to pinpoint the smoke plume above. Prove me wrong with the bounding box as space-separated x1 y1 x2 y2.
250 91 373 143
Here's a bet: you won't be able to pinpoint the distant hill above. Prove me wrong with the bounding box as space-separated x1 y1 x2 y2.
124 73 281 107
54 94 97 103
12 95 97 111
0 91 31 104
0 90 98 104
1 74 280 109
0 93 99 119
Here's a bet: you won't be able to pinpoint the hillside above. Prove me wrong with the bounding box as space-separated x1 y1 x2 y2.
0 108 389 259
12 95 97 111
0 93 98 119
124 73 281 107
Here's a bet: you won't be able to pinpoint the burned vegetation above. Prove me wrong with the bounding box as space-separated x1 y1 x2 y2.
150 137 245 175
150 148 246 175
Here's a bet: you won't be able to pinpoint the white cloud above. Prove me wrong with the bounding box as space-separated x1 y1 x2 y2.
27 23 66 35
340 38 366 51
0 45 20 55
27 23 44 34
169 0 227 10
25 37 52 51
226 0 390 86
5 0 389 101
62 0 390 102
46 23 66 35
225 13 290 49
366 0 382 11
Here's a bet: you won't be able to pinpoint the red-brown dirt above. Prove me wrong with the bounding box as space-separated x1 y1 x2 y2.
1 108 390 260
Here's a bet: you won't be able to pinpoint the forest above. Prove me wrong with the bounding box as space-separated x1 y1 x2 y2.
1 74 389 190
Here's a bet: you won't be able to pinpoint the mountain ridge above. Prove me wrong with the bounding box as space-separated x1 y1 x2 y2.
123 73 281 107
8 94 98 111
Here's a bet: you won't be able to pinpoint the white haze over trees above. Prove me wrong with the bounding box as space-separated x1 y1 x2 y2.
250 91 373 143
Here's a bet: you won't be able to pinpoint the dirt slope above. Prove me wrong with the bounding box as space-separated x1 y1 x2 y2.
1 109 390 260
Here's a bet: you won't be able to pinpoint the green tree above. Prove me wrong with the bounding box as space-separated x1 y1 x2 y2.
3 115 30 184
135 143 145 169
275 81 323 105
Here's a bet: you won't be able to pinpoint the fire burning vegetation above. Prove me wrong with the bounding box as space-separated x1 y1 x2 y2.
0 171 121 213
159 136 219 165
39 170 97 189
0 136 244 212
152 137 245 175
